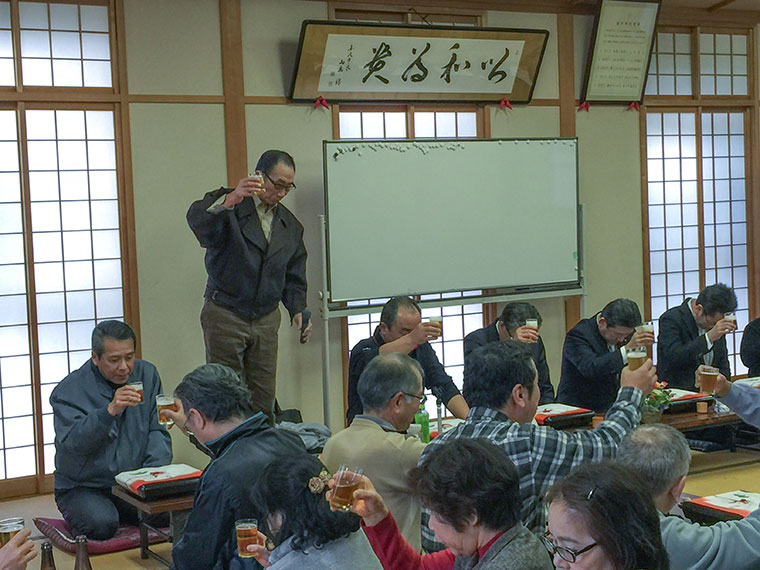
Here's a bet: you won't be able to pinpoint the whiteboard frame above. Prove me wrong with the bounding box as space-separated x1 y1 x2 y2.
322 137 582 308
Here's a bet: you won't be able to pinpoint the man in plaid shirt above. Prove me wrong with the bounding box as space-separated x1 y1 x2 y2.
421 340 656 552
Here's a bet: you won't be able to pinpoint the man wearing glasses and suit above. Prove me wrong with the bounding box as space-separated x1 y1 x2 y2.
187 149 312 423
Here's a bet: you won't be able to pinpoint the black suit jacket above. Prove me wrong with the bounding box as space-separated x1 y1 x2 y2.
463 321 555 403
558 316 624 413
741 318 760 377
657 299 731 390
187 187 308 320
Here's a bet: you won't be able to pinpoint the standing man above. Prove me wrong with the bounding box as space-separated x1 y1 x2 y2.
187 150 312 421
464 302 555 403
657 283 737 390
346 296 469 424
51 321 172 540
558 298 653 412
162 363 307 570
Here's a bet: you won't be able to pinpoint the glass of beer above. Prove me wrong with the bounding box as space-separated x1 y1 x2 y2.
329 466 363 512
252 170 266 195
0 519 23 546
627 346 647 371
428 316 443 339
698 365 719 394
129 381 144 402
235 519 264 558
156 394 178 426
525 318 539 329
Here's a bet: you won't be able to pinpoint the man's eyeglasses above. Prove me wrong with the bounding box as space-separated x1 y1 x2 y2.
540 532 598 563
402 392 426 405
263 171 296 193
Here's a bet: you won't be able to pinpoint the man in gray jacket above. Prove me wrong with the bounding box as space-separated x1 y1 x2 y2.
617 424 760 570
51 320 172 540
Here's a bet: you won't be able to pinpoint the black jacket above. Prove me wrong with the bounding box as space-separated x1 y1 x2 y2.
657 299 731 390
463 321 555 404
741 318 760 377
346 327 462 424
558 316 624 413
171 414 307 570
187 188 307 320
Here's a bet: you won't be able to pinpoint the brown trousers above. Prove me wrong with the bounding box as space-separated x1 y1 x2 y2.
200 299 281 421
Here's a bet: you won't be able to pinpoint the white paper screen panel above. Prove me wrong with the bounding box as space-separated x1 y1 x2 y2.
323 138 580 302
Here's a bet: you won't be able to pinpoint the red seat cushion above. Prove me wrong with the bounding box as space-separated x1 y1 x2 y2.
33 517 168 554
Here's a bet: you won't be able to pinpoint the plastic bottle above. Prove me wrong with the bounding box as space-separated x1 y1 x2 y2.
414 402 430 443
73 535 92 570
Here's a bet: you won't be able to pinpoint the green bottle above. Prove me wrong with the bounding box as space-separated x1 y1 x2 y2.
414 402 430 443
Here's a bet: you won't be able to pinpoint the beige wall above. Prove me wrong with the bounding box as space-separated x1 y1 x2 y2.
124 0 646 465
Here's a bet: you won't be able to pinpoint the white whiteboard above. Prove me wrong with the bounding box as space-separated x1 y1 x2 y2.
323 138 579 303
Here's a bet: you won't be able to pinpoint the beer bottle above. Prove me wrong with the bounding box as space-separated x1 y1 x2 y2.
73 535 92 570
414 402 430 443
40 541 56 570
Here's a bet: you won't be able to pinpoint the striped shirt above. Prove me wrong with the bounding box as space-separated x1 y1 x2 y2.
420 386 643 552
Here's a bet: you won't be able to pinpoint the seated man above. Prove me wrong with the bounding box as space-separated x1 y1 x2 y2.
163 363 307 570
51 320 172 540
346 296 468 423
558 298 652 412
464 301 554 403
421 340 656 551
322 353 426 550
740 317 760 377
657 283 737 390
715 374 760 426
355 439 552 569
617 424 760 570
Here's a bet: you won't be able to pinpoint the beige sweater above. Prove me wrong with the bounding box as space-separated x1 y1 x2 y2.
321 417 426 551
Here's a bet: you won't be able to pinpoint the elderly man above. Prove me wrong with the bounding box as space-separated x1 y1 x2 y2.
51 320 172 540
617 424 760 569
187 149 312 422
322 353 426 550
464 301 554 403
558 298 653 412
346 296 468 423
421 340 656 552
163 363 306 570
657 283 737 390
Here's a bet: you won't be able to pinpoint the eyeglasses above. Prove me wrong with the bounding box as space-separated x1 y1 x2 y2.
402 392 426 405
540 532 598 563
263 171 296 193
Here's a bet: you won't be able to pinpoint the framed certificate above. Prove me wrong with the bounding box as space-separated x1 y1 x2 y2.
581 0 661 103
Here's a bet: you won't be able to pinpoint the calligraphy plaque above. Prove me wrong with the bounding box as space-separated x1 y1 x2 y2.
581 0 660 102
290 21 548 103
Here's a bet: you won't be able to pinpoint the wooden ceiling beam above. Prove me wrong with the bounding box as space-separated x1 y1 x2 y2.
708 0 737 12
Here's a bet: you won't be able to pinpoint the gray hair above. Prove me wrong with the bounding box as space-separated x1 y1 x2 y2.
499 302 541 331
616 424 691 499
174 363 253 423
358 353 424 412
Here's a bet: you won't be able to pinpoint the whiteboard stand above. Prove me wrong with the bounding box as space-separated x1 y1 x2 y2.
319 214 332 425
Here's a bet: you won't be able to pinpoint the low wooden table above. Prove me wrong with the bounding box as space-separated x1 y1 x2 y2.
111 485 194 567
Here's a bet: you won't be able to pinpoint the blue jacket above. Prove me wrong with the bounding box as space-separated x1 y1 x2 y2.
51 359 172 491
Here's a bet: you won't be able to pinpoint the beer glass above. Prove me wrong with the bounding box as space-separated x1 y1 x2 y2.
235 519 263 558
129 381 144 402
627 346 647 371
329 466 363 512
636 321 655 358
428 316 443 339
525 318 539 329
697 365 719 394
0 518 23 546
252 170 266 195
156 394 178 426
